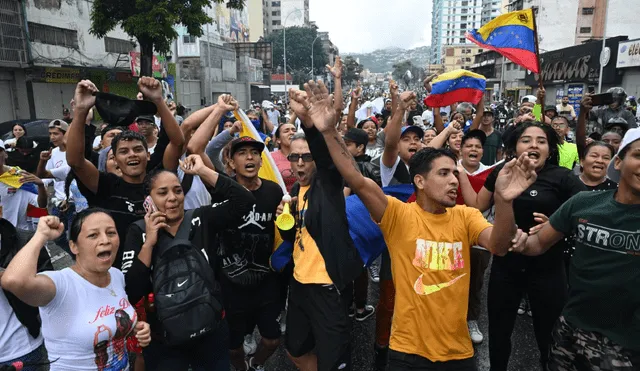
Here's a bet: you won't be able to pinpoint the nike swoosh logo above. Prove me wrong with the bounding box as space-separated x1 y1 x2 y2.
177 279 188 287
413 273 466 296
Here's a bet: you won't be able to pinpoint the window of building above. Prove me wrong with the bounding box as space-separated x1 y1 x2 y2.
271 1 280 6
462 0 468 5
466 57 471 62
461 23 467 29
272 20 281 26
582 7 594 15
461 16 468 21
506 63 512 70
580 27 592 33
272 10 280 16
459 38 466 43
104 37 135 53
461 8 468 14
28 22 78 48
466 49 471 53
182 35 197 44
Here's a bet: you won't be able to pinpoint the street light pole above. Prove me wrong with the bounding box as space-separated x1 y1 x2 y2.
311 35 320 79
283 9 302 105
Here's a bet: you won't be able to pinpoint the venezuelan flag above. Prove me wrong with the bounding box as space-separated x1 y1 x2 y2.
465 9 539 73
425 70 486 108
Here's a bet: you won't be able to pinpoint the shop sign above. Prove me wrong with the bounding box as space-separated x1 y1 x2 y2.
616 39 640 68
43 68 80 83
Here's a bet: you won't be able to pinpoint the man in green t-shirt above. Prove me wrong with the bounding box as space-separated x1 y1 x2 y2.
552 116 579 170
512 127 640 370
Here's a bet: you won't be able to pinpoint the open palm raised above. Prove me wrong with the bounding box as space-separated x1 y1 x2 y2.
289 80 337 133
494 152 538 202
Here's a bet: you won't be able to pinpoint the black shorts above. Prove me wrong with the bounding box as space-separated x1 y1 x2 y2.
222 275 282 349
285 279 353 371
388 349 477 371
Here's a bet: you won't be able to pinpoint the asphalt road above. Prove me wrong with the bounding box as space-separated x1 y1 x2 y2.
49 244 542 371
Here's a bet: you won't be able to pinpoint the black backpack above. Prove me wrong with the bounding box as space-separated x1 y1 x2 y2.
136 209 223 345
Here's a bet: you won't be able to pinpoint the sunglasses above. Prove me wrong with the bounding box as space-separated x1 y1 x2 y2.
287 153 313 163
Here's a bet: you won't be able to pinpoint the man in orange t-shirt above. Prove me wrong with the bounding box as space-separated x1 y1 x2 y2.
289 84 537 370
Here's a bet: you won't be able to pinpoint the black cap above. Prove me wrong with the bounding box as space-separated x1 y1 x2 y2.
483 107 494 115
94 92 157 126
343 128 368 147
462 129 487 146
230 136 265 157
545 105 558 113
136 115 156 124
604 117 629 132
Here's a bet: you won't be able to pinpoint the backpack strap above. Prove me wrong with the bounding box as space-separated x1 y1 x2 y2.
174 209 196 240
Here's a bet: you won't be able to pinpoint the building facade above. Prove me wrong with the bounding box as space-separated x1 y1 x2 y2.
0 0 139 122
430 0 483 65
481 0 509 24
442 45 482 72
263 0 309 36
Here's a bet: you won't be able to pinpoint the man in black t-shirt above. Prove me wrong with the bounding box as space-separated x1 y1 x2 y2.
66 77 184 268
218 136 284 371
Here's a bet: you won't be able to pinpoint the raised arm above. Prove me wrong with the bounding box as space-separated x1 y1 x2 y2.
36 151 53 179
469 99 484 131
187 95 237 157
136 78 185 170
289 82 388 222
433 108 445 133
1 217 61 307
326 56 344 118
346 86 361 129
382 91 415 168
576 94 591 157
66 80 100 194
426 123 459 149
389 80 399 117
477 153 537 256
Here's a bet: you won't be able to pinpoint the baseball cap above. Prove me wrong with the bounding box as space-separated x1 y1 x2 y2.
343 128 368 147
401 125 424 139
230 136 265 157
604 117 629 132
607 128 640 183
48 119 69 132
483 107 494 115
136 115 156 124
544 105 558 113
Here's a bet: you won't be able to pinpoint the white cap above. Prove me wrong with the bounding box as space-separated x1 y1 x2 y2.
607 127 640 183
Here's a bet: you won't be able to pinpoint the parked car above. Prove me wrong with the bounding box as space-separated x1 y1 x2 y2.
0 119 51 142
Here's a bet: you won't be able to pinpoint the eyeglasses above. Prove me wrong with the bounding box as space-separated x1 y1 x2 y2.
287 153 313 162
551 123 567 129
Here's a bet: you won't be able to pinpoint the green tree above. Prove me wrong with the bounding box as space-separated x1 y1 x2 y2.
265 26 329 82
392 60 425 88
342 56 363 86
90 0 245 77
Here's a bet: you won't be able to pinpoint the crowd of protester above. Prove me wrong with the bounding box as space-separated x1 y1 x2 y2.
0 56 638 371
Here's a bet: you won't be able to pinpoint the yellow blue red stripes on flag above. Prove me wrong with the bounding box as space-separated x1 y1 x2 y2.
232 109 286 194
465 9 539 73
425 70 486 108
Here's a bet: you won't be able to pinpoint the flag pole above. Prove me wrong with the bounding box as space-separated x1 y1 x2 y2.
531 8 543 90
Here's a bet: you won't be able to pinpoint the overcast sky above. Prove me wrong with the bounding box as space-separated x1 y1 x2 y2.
309 0 432 53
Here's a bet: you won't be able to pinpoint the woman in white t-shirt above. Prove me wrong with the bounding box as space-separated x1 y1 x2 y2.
1 210 152 370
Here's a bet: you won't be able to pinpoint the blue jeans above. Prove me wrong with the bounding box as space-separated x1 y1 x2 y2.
142 319 230 371
0 343 49 371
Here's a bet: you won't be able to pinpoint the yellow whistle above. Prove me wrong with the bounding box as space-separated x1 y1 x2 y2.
275 195 295 231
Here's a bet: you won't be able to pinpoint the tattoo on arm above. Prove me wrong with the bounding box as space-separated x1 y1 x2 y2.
333 134 360 173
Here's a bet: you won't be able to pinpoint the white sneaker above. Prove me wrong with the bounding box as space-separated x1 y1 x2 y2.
279 310 287 334
243 334 257 356
468 320 483 344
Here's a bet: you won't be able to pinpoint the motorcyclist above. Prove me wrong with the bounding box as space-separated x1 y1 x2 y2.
587 87 637 133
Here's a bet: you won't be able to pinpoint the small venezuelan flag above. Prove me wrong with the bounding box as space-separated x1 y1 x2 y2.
425 70 486 108
465 9 539 73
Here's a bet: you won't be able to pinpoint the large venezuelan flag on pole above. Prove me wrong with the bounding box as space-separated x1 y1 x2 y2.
465 9 539 73
425 70 486 108
233 109 286 194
